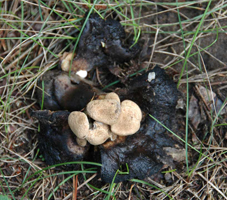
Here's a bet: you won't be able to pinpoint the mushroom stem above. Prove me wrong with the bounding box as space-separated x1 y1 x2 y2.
109 131 117 141
76 138 87 147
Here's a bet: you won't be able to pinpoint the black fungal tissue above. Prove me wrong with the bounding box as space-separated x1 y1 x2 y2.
99 66 181 183
37 13 140 111
32 110 89 166
68 13 140 73
36 70 95 111
34 13 183 183
34 66 182 183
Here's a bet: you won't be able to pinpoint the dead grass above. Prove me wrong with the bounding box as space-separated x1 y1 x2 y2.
0 0 227 199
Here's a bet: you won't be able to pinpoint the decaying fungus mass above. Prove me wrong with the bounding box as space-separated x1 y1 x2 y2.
34 13 183 183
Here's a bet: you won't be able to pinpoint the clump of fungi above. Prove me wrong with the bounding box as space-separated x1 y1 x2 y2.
68 92 142 146
34 66 184 183
33 13 184 183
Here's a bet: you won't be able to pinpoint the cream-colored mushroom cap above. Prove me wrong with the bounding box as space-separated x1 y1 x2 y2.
86 99 121 125
68 111 89 139
111 100 142 136
86 122 110 145
61 52 74 72
105 92 120 104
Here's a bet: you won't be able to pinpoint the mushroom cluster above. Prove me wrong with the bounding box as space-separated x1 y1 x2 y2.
68 92 142 146
34 66 182 183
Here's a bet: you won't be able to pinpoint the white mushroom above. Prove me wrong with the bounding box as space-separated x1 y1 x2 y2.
68 111 112 146
60 52 74 72
68 111 89 139
60 53 88 79
105 92 120 103
86 99 121 125
111 100 142 136
68 94 142 146
76 70 88 78
86 121 110 145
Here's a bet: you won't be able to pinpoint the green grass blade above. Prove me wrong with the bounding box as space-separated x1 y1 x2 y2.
131 179 174 199
149 114 213 162
177 0 212 88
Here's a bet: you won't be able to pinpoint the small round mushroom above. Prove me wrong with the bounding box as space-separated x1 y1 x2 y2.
96 92 120 102
105 92 120 103
76 70 88 78
86 121 110 145
111 100 142 136
76 138 87 147
86 99 121 125
68 111 89 139
68 111 113 146
60 53 89 79
60 52 74 72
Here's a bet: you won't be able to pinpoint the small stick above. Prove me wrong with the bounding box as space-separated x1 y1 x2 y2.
73 174 78 200
128 184 135 200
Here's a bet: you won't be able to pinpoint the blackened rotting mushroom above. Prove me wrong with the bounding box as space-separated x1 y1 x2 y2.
99 66 183 183
35 66 183 183
36 70 61 111
36 70 95 111
67 13 140 74
32 110 89 165
37 13 141 111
